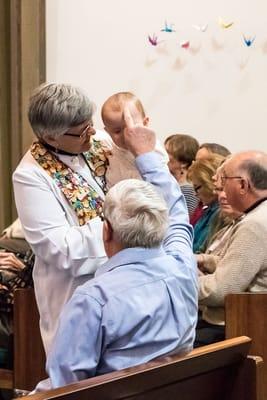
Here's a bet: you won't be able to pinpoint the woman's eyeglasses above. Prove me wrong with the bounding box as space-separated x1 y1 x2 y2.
64 122 93 139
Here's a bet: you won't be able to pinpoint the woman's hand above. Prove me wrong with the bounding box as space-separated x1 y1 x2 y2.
0 251 25 270
0 283 8 291
196 254 206 276
196 253 206 272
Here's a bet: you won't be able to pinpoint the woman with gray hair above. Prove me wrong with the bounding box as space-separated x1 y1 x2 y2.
13 83 108 354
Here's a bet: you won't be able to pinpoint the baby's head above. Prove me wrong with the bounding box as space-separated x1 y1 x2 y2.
101 92 149 149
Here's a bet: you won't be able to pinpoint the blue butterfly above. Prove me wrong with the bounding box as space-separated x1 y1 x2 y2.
161 21 175 33
243 35 256 47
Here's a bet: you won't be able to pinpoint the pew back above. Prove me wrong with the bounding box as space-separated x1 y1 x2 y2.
14 287 47 390
225 292 267 399
0 288 46 391
23 336 264 400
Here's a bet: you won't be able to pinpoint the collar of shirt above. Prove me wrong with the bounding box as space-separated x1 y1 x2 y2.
95 246 165 277
244 197 267 214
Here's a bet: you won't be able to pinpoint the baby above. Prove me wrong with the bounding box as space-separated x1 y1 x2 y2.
97 92 168 189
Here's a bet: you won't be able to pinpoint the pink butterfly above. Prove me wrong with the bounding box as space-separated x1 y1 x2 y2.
148 34 159 46
181 41 190 49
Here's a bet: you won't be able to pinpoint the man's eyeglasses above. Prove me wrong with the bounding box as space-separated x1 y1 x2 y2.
221 175 243 186
64 122 93 139
193 185 202 193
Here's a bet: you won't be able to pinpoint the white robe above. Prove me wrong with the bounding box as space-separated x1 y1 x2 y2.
13 143 107 354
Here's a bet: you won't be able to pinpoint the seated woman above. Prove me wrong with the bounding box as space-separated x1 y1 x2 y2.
188 155 226 253
194 172 244 347
196 182 243 274
164 134 199 218
0 219 34 369
191 143 231 226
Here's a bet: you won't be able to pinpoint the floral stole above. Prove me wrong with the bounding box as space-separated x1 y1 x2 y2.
30 140 109 226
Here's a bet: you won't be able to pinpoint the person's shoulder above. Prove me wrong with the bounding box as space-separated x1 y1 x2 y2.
231 210 267 243
15 149 33 167
252 199 267 214
74 273 114 307
73 258 161 303
243 205 267 227
13 149 41 175
180 183 195 194
13 147 50 185
242 200 267 223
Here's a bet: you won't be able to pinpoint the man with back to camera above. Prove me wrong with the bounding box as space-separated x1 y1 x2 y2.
35 106 198 390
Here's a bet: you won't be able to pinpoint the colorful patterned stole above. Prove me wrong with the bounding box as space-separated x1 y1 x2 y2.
30 140 109 226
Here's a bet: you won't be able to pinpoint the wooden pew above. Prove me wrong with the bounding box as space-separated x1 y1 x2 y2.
225 292 267 399
22 336 264 400
0 288 47 391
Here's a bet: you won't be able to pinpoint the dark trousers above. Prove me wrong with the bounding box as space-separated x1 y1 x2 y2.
194 315 225 348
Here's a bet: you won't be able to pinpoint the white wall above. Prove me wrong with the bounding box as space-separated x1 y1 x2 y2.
46 0 267 152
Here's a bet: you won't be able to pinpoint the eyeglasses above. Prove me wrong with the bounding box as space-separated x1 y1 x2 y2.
64 122 93 139
221 175 243 186
193 184 202 193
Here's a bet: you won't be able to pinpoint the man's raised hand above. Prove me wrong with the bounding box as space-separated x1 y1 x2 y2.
123 106 156 157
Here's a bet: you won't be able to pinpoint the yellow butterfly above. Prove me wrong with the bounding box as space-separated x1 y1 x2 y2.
218 17 234 29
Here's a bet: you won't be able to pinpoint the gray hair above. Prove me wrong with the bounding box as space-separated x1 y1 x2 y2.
28 83 95 139
239 158 267 190
103 179 169 249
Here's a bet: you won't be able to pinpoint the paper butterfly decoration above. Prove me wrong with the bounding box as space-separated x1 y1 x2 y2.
192 24 208 32
180 41 190 49
218 17 234 29
243 35 256 47
148 34 159 46
161 21 175 33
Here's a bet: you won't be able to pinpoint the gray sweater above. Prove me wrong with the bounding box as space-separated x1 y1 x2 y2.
199 199 267 325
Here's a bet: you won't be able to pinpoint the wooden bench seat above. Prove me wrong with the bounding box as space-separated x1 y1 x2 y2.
22 336 264 400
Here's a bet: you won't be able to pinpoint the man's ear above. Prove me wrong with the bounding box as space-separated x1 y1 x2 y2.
103 220 113 243
143 116 149 126
240 178 250 193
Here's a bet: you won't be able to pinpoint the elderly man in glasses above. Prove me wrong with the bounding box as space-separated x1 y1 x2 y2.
196 151 267 347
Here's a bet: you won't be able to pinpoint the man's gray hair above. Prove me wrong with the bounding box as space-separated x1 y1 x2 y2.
240 158 267 190
104 179 169 249
28 83 95 139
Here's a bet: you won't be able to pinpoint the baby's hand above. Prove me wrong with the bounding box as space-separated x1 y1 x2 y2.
123 106 156 156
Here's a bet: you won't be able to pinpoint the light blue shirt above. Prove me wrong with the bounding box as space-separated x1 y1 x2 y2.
42 152 198 389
